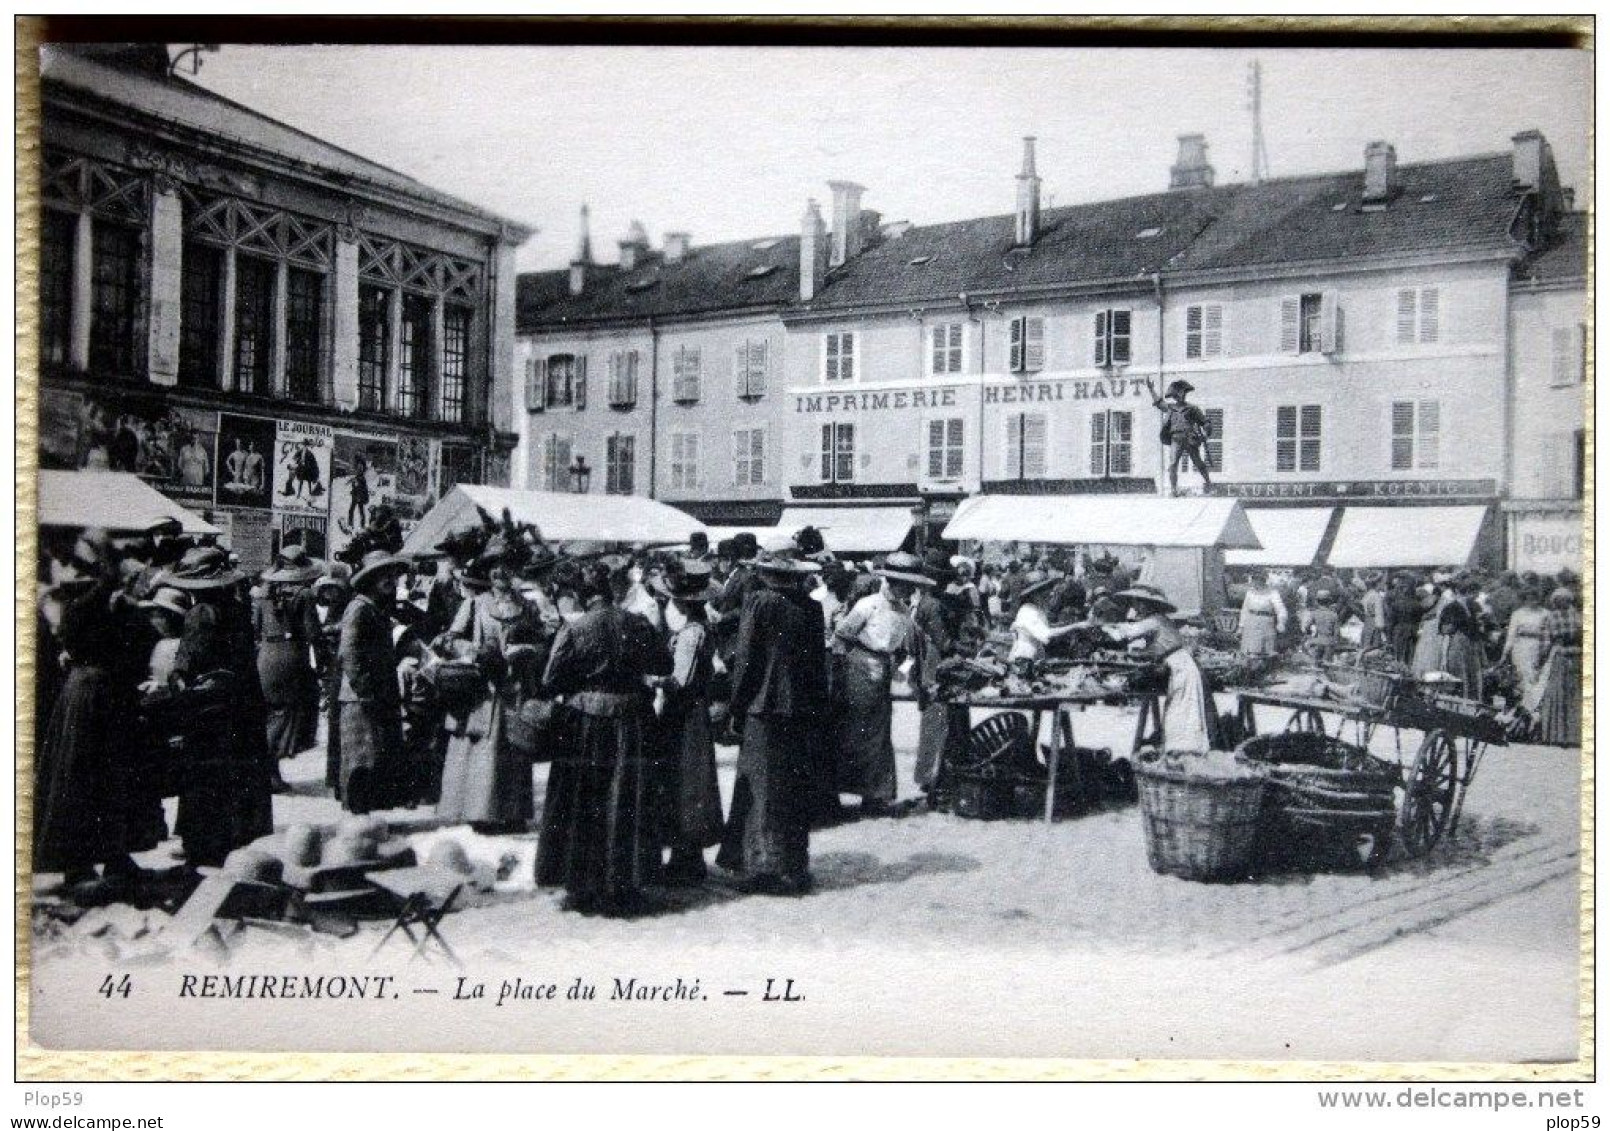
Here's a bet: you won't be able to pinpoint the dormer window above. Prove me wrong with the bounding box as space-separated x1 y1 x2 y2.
1136 226 1163 239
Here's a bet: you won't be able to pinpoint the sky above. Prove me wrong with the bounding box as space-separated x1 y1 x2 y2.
187 45 1591 274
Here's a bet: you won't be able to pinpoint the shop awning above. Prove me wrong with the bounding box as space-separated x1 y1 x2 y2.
1325 505 1489 569
400 485 706 555
37 471 220 536
778 506 914 554
1224 507 1335 567
701 524 782 546
943 494 1261 550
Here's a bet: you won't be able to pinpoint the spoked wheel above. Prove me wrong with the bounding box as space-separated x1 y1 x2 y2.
1398 730 1459 857
1285 708 1327 735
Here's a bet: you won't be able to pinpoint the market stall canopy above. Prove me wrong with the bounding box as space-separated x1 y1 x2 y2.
400 485 707 556
1325 505 1488 569
943 494 1261 550
37 470 220 536
1224 507 1335 567
702 524 785 546
778 506 915 554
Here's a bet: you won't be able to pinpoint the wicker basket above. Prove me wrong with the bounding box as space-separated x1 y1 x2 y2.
1135 752 1267 882
1237 732 1399 869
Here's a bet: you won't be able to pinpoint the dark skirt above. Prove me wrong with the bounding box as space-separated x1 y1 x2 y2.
657 697 724 847
1444 634 1485 701
837 649 896 801
1532 647 1582 747
717 714 813 882
34 665 166 873
915 701 970 794
175 674 274 867
259 641 315 759
535 707 661 906
339 700 408 813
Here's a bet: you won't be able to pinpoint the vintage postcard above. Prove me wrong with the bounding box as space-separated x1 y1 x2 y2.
17 20 1592 1081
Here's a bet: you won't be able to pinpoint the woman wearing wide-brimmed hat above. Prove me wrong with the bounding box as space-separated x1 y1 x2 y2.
1091 584 1217 754
716 544 828 894
167 545 275 866
138 586 191 688
337 550 413 813
254 544 324 782
649 560 726 883
34 532 168 901
309 563 352 794
833 550 932 816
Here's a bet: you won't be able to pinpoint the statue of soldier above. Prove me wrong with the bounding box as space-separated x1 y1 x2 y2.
1148 378 1213 496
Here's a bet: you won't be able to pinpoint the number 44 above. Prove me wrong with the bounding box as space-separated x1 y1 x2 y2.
97 974 132 999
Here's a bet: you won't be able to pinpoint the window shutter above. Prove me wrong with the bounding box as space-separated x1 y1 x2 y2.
1300 404 1322 471
931 325 945 374
1110 411 1133 474
1418 287 1439 343
735 341 751 397
1275 405 1297 472
1005 415 1023 478
1093 311 1108 366
820 423 834 481
1024 317 1045 371
1110 310 1131 365
527 357 546 412
1397 290 1417 345
1279 297 1300 353
841 334 855 382
946 418 964 478
1318 291 1340 354
1552 323 1585 387
1090 412 1108 475
574 355 587 410
1185 305 1203 359
1418 400 1439 469
1391 401 1415 469
927 419 945 478
1204 304 1223 356
556 436 572 488
751 429 765 484
1204 407 1224 472
1024 415 1046 478
948 323 964 372
752 340 768 396
1010 317 1025 372
627 351 640 405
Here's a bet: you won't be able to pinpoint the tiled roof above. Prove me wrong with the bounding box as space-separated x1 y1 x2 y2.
521 151 1542 328
518 234 800 329
41 47 532 238
1514 211 1587 285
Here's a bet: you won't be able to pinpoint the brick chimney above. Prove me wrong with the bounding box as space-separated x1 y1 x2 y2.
1363 140 1397 203
1512 129 1547 192
663 231 691 262
799 199 828 301
618 220 651 271
828 181 866 267
1169 134 1214 190
1015 136 1042 244
568 203 592 297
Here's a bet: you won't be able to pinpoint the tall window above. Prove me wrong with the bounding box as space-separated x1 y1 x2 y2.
357 284 390 411
1090 410 1133 476
1004 413 1047 479
1008 316 1044 373
733 428 766 486
89 223 141 375
1203 408 1225 473
178 241 222 388
397 293 432 419
1552 324 1586 387
672 345 701 403
285 266 325 402
608 350 640 407
440 305 470 423
1390 400 1440 471
540 433 573 492
1281 292 1336 354
605 433 635 495
926 418 965 479
669 432 700 490
820 423 855 483
39 210 75 367
824 332 855 382
1396 287 1440 345
1276 405 1322 472
1185 303 1224 359
1093 309 1132 366
931 322 964 375
232 254 276 395
734 339 768 398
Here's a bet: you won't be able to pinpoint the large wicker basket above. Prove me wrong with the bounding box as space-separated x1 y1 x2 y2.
1237 732 1399 870
1135 751 1267 882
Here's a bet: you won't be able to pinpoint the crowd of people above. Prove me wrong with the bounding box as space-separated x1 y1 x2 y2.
33 512 1584 916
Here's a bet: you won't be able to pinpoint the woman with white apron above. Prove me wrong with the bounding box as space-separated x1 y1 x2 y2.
1096 585 1215 754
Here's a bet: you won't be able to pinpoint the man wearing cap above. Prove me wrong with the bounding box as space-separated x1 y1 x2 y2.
833 551 932 816
711 532 762 667
338 550 412 813
716 542 828 894
1148 378 1213 496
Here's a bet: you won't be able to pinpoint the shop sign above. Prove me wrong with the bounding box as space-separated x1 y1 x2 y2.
983 376 1151 405
795 387 962 414
1213 479 1497 500
1512 512 1583 573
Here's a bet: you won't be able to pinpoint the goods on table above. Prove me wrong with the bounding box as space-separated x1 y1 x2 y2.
1194 648 1293 690
1237 733 1399 870
1135 749 1267 882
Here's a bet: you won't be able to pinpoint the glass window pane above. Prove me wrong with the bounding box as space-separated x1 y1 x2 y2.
232 254 275 395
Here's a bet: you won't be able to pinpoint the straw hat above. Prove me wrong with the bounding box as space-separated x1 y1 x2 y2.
351 550 410 590
754 533 820 575
1113 584 1177 615
263 546 323 585
652 559 721 602
139 587 192 619
874 551 937 587
1016 576 1060 605
163 546 243 590
313 562 352 596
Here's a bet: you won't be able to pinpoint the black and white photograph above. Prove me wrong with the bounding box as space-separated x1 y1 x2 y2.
17 18 1593 1099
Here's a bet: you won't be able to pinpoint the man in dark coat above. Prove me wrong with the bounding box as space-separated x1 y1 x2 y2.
337 551 410 812
1149 377 1213 495
716 547 828 895
710 532 761 666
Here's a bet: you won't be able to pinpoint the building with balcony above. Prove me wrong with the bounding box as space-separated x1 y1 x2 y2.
35 44 531 568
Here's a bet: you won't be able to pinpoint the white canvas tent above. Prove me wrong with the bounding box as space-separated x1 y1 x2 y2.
37 470 220 536
400 485 706 556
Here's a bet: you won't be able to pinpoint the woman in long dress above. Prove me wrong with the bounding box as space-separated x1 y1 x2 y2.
1438 576 1486 700
651 563 725 883
337 551 411 813
254 553 322 785
1531 589 1583 746
1500 586 1550 703
536 563 672 916
1095 585 1217 754
1411 578 1452 677
1237 572 1288 656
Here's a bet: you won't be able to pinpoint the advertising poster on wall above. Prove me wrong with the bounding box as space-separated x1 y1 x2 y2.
329 432 399 555
220 508 274 575
274 512 329 559
214 412 277 510
38 389 220 505
271 419 334 515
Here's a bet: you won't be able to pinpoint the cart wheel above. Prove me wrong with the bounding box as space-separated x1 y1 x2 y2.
1398 731 1458 856
1285 708 1326 735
